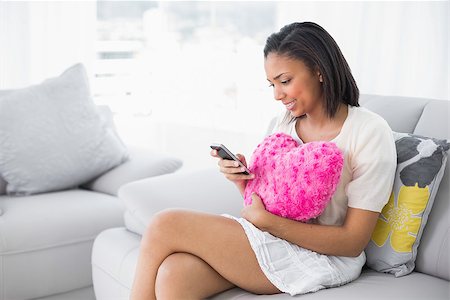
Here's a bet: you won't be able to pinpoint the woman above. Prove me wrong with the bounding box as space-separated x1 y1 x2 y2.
130 22 396 299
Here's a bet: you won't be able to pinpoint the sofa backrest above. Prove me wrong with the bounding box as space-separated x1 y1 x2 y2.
360 94 449 280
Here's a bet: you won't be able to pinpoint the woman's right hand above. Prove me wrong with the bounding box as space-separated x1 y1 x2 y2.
210 150 254 196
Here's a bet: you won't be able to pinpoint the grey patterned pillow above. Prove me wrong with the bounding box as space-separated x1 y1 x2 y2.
0 64 128 195
365 132 449 277
0 176 6 195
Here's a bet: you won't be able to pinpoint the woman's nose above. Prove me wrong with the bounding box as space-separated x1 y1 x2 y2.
273 86 285 100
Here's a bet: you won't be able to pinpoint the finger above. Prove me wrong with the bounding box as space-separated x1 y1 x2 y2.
235 154 247 166
210 149 218 157
219 159 241 168
217 160 238 173
221 165 250 175
224 173 255 181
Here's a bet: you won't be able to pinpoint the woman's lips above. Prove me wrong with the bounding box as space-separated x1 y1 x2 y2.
284 100 295 110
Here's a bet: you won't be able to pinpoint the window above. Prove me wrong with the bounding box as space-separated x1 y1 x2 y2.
95 1 280 170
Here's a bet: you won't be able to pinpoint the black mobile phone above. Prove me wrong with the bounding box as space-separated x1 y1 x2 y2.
210 143 250 175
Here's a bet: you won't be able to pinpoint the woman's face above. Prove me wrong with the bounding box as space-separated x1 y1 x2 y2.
264 52 323 118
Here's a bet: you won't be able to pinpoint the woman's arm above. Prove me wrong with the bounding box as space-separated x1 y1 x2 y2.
242 193 379 257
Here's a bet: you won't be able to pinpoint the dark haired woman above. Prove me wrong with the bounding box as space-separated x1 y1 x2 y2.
130 22 396 299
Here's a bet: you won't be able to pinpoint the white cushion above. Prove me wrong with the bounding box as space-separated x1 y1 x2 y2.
84 146 183 196
118 168 242 235
0 64 128 195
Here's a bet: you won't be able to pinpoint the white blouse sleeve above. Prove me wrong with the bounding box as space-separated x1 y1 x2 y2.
345 117 397 212
270 112 293 135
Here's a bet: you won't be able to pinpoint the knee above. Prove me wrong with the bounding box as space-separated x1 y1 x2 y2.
141 209 186 249
145 209 177 234
155 253 191 298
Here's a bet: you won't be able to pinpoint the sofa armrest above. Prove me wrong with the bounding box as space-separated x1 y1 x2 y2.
118 167 243 235
83 146 183 196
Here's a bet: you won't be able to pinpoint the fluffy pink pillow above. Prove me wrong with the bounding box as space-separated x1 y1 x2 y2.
244 132 344 221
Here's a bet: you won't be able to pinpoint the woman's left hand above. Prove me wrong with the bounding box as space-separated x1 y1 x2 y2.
241 193 271 229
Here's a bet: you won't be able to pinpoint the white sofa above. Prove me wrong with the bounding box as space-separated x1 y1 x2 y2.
92 94 449 299
0 105 183 300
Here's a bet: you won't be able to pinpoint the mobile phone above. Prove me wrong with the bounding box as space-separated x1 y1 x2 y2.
210 143 250 175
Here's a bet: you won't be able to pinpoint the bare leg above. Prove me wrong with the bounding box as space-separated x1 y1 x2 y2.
155 252 234 299
130 209 280 300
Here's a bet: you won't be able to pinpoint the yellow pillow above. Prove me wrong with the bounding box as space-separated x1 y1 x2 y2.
365 132 449 277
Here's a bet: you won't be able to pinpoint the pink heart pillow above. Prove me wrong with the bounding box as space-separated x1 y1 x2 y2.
244 132 343 221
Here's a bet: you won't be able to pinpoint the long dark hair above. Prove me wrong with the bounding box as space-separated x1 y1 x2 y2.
264 22 359 119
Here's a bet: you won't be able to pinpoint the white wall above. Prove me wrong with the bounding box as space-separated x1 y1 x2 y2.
0 2 31 88
277 1 448 100
0 1 96 89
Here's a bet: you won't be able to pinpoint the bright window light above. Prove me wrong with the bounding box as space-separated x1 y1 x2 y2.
94 1 281 170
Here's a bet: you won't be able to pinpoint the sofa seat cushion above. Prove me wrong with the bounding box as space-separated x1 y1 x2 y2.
214 270 449 299
34 286 95 300
0 189 125 252
92 228 140 300
0 189 125 300
92 227 449 300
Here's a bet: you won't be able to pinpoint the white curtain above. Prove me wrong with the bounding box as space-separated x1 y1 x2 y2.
0 1 96 89
1 1 446 99
277 1 448 101
0 1 448 171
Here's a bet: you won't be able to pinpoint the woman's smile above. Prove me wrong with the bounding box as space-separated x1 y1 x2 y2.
283 100 296 111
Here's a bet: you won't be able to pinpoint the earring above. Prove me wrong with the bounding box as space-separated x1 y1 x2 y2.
319 75 323 82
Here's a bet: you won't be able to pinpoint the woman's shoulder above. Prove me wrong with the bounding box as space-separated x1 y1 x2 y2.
341 105 395 151
348 105 391 132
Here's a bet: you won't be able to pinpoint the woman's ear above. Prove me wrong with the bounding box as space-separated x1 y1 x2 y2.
315 67 323 82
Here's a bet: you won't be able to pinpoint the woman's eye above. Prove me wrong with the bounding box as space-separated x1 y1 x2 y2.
268 83 274 88
281 79 290 85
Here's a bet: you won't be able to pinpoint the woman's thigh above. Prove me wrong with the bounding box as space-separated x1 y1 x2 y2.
146 209 280 295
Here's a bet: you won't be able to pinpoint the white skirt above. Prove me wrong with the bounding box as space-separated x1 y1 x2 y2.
223 214 366 296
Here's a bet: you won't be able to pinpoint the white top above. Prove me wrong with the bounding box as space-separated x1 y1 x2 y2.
271 105 397 226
